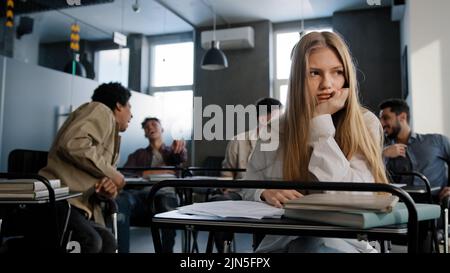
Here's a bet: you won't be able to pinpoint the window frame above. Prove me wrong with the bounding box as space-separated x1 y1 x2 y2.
148 33 194 95
94 46 130 86
272 22 333 104
147 34 195 163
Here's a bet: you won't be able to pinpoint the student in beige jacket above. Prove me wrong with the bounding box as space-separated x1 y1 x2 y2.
39 82 132 253
239 32 388 253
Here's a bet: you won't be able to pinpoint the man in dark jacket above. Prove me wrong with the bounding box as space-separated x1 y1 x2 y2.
117 117 187 253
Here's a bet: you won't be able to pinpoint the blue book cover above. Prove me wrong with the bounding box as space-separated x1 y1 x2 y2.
283 203 441 229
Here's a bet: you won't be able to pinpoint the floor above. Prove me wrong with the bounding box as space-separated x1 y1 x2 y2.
129 227 255 253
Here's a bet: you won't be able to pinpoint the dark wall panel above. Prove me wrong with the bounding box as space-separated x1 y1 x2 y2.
193 20 272 165
333 7 401 112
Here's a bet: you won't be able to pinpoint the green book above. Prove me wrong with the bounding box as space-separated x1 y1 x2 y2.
283 203 441 229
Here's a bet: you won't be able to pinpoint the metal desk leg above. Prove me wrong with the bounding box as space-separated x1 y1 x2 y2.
60 202 72 249
223 240 232 253
182 226 193 253
206 232 215 253
182 229 189 253
445 208 448 254
151 226 163 253
0 219 3 242
112 212 118 253
379 240 386 253
191 230 200 253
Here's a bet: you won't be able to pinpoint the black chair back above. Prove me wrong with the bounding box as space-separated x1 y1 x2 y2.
7 149 48 174
199 156 225 176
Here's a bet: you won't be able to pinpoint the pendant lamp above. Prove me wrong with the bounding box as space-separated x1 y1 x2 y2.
201 6 228 70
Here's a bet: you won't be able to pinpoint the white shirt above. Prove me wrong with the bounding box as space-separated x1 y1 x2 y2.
240 111 383 253
151 149 164 167
241 111 382 201
221 129 258 179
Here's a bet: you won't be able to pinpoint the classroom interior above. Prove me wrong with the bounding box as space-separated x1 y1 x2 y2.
0 0 449 254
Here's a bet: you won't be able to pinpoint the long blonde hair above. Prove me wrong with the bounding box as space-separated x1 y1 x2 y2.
282 31 388 184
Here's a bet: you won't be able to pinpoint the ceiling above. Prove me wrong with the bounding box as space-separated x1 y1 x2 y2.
22 0 193 43
158 0 391 27
0 0 114 14
16 0 391 43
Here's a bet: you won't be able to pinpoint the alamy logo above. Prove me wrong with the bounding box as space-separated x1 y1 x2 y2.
66 241 81 253
66 0 81 6
366 0 381 6
192 98 280 152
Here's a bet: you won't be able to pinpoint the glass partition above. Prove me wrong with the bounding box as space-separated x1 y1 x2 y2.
0 0 194 170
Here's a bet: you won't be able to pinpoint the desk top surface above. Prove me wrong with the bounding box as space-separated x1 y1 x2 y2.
153 210 408 235
399 185 441 194
124 176 233 186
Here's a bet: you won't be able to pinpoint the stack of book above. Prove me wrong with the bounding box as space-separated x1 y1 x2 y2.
283 193 409 229
0 178 69 200
283 193 441 229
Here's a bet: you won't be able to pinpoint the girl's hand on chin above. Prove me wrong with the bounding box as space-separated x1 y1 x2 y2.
314 88 349 117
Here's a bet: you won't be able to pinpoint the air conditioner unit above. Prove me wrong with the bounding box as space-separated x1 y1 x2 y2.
201 26 255 50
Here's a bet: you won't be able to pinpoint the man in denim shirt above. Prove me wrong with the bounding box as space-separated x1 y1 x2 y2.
379 99 450 201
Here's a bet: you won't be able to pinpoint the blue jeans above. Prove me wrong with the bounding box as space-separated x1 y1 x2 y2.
116 187 178 253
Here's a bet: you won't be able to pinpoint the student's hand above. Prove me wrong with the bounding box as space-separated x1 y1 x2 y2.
171 140 186 154
261 189 303 208
222 188 234 194
439 187 450 202
111 172 125 189
95 177 118 199
382 144 407 158
313 88 349 117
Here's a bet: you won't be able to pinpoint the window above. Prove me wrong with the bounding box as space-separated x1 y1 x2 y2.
276 32 301 80
151 42 193 88
153 90 193 141
274 28 332 105
280 84 288 106
150 41 194 141
97 48 129 86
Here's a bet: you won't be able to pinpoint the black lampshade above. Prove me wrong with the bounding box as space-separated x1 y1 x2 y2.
201 41 228 70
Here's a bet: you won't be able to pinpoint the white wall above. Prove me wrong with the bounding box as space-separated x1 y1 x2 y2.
400 0 411 108
13 29 40 66
12 15 47 66
402 0 450 138
0 56 157 171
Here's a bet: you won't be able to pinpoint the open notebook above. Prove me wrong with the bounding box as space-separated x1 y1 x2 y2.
177 200 284 219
